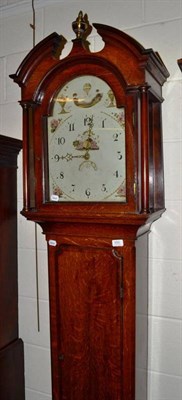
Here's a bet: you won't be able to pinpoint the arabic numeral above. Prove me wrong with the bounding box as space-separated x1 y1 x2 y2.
58 137 65 145
114 170 119 178
60 172 64 179
69 123 75 131
84 116 93 128
85 188 91 198
102 119 106 128
113 133 119 141
101 184 107 192
117 151 123 160
54 154 60 162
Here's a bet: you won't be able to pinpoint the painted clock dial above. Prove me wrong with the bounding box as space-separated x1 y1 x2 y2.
47 75 126 202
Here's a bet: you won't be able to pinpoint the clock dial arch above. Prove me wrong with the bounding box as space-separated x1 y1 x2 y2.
36 57 127 111
47 75 126 203
37 61 137 210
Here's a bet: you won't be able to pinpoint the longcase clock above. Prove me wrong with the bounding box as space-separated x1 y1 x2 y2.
11 11 169 400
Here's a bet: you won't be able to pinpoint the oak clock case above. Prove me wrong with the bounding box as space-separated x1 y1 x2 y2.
11 11 169 400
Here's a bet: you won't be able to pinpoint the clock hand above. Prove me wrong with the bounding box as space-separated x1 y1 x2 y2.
61 116 99 168
61 150 97 171
61 151 90 162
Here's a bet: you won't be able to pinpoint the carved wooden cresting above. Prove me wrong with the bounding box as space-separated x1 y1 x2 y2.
11 12 169 400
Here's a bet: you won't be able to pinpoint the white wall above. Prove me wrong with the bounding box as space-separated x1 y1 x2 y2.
0 1 181 399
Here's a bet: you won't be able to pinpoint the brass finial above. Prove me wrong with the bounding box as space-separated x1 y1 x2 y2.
72 11 91 39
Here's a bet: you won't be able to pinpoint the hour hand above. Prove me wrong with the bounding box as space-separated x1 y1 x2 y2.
61 152 90 161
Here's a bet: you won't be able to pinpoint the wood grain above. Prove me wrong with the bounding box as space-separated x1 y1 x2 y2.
57 245 122 399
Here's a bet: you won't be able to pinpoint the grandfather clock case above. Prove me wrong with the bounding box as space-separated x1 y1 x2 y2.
11 12 169 400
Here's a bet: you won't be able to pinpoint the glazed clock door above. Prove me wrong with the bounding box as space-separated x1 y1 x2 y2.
48 243 123 400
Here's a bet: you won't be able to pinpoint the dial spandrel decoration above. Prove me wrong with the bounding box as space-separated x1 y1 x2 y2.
47 75 126 202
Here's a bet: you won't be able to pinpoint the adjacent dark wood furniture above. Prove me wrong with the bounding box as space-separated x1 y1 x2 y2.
0 135 25 400
11 12 169 400
178 58 182 70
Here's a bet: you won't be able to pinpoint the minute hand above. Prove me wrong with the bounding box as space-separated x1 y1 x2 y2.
61 151 90 162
